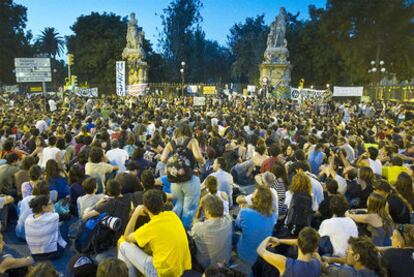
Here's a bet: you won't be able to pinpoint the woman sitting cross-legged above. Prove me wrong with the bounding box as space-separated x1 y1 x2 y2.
24 195 67 260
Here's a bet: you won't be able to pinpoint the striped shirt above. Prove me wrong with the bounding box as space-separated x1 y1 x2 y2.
25 212 67 254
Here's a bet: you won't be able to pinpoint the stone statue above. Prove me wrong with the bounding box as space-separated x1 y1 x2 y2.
259 7 291 89
121 13 148 92
264 7 289 64
123 13 145 62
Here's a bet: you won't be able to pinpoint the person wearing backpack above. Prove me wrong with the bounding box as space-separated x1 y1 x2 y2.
285 172 315 235
160 123 205 229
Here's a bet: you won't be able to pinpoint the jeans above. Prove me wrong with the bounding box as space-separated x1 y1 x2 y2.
171 175 200 229
118 242 158 277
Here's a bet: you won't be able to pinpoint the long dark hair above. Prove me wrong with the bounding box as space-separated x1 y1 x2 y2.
271 163 289 189
348 236 386 277
45 159 60 183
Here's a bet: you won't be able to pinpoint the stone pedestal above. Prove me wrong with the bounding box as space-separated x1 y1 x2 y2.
127 61 148 85
259 63 291 87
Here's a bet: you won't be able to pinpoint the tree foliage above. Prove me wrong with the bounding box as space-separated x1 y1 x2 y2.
227 15 268 83
66 12 127 93
0 0 33 84
35 27 65 60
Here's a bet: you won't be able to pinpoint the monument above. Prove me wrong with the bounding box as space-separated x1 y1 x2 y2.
122 13 147 94
259 7 291 88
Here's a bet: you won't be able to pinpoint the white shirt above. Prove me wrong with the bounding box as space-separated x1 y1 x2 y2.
25 212 67 254
48 99 57 112
105 148 129 172
334 175 348 195
369 158 382 176
318 217 358 257
39 146 60 168
35 120 48 134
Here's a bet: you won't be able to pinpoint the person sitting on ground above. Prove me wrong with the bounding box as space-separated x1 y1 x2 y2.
0 153 19 197
16 181 50 239
394 172 414 209
323 236 386 277
191 194 232 270
382 155 409 185
14 155 37 197
345 193 393 246
21 165 41 198
205 157 234 208
45 159 69 200
105 140 129 173
235 186 277 270
26 262 58 277
77 177 103 218
260 143 282 173
119 189 191 277
380 224 414 277
257 227 321 277
25 195 67 260
85 147 118 193
236 172 279 216
197 176 229 218
317 178 339 222
0 232 33 276
318 195 359 257
96 258 128 277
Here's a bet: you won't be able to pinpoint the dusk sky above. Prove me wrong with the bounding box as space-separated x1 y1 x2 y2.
16 0 326 51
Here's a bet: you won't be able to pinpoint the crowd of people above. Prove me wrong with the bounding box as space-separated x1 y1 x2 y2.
0 93 413 277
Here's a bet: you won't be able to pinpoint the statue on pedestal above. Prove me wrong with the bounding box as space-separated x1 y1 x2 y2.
264 7 289 64
122 13 145 63
121 13 148 93
259 7 291 89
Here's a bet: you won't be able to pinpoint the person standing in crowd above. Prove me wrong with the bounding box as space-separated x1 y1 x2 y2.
161 123 205 229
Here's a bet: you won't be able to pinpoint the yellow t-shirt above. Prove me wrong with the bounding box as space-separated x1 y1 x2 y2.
382 165 409 185
134 211 191 277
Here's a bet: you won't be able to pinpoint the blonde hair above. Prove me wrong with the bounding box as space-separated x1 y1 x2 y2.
290 173 312 195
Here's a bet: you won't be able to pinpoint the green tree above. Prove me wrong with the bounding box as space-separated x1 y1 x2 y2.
35 27 65 60
159 0 203 82
0 0 33 84
228 15 268 84
66 12 128 93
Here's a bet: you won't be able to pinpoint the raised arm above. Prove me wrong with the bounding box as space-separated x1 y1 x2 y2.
257 237 287 275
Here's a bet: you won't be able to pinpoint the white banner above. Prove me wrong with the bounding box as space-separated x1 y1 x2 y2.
290 87 330 102
4 85 19 94
74 88 98 97
116 61 126 96
128 84 147 97
333 86 363 97
247 85 256 92
193 96 205 106
187 85 198 94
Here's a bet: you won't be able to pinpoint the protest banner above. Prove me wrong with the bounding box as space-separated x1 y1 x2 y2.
203 86 216 95
116 61 126 96
74 87 98 97
333 86 363 97
193 96 205 106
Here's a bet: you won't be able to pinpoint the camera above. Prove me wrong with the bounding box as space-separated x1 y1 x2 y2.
100 215 122 232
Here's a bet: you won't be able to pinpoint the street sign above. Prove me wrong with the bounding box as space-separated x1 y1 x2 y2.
14 58 51 83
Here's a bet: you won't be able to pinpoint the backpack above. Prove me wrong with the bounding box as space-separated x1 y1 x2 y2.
75 213 117 254
167 138 195 183
286 192 313 235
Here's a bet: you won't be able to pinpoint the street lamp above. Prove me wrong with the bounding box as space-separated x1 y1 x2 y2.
261 77 269 99
368 60 386 99
180 61 185 97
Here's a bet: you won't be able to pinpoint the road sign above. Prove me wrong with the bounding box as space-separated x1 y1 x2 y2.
14 58 51 83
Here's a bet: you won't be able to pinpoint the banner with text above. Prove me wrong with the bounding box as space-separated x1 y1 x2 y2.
128 83 147 97
116 61 126 96
333 86 363 97
290 87 330 102
203 86 216 95
74 88 98 97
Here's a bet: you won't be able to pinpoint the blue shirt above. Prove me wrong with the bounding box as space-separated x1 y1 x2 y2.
283 258 321 277
308 150 323 175
235 208 276 265
49 177 70 200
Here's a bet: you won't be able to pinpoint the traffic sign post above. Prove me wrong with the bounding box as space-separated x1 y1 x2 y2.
14 58 52 83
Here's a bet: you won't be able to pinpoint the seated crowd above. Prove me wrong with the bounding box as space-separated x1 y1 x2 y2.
0 95 413 276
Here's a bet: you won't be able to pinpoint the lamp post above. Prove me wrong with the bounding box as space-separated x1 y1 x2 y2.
261 77 269 99
368 60 386 100
180 61 185 97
